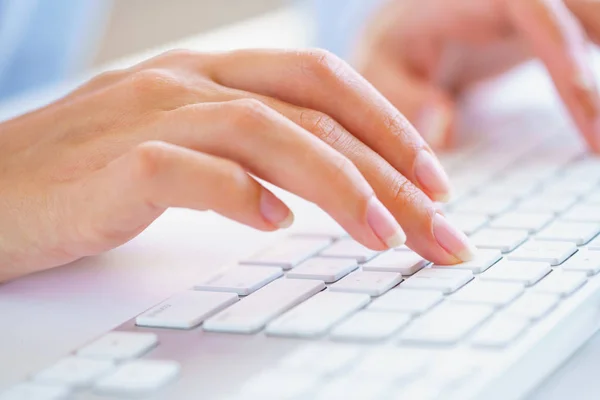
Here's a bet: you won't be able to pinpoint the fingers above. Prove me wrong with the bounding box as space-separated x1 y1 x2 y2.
203 49 453 202
72 141 294 252
270 102 473 264
183 91 474 264
150 99 407 250
566 0 600 42
506 0 600 151
359 50 457 150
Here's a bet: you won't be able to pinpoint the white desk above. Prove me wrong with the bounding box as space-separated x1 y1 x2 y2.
0 6 597 399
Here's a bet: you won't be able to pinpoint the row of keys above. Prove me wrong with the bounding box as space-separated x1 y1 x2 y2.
17 358 180 398
2 331 181 399
137 244 596 336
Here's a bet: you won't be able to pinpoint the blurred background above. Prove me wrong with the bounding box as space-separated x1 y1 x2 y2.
0 0 303 103
95 0 284 65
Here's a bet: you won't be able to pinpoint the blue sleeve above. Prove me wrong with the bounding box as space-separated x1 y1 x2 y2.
0 0 110 101
307 0 384 60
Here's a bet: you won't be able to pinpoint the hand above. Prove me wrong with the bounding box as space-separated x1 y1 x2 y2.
355 0 600 150
0 49 475 281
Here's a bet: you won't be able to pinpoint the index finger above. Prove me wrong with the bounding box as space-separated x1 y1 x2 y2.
203 49 453 203
507 0 600 151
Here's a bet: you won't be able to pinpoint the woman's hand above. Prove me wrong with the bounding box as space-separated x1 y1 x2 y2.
0 49 475 281
355 0 600 150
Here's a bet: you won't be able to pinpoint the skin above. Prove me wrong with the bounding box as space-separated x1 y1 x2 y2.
0 49 465 282
355 0 600 150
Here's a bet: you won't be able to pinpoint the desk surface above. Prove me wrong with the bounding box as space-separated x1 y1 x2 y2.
0 6 597 399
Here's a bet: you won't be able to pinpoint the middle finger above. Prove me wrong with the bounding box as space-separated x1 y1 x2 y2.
211 86 476 264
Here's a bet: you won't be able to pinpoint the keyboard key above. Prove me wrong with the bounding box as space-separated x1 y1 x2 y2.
266 291 369 338
588 235 600 250
34 357 114 388
479 180 539 199
94 360 180 396
449 281 524 307
516 194 578 214
330 311 411 342
319 238 380 263
286 257 357 283
135 291 238 329
490 212 554 233
504 293 560 320
194 266 283 295
203 279 325 333
445 213 489 235
433 249 502 273
77 332 158 361
400 303 494 344
240 237 331 269
562 204 600 223
540 176 597 195
367 288 443 314
561 249 600 275
402 268 473 294
0 383 70 400
533 270 587 297
279 344 360 376
537 221 600 245
470 315 529 347
329 271 402 296
507 240 577 265
238 370 318 400
362 251 429 275
470 228 529 253
451 195 515 217
354 347 432 381
393 245 411 251
480 260 551 286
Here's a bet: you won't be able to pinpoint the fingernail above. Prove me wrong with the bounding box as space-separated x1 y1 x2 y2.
414 150 452 202
433 213 477 262
418 104 450 149
366 196 407 248
260 191 294 229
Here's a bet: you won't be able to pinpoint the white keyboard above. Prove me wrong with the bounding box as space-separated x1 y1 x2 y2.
5 123 600 400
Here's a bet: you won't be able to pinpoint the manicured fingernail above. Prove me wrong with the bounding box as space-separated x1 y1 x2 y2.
260 191 294 229
414 150 452 202
366 196 406 248
418 104 450 148
433 213 477 262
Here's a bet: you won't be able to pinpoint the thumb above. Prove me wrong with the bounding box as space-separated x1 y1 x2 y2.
359 52 457 150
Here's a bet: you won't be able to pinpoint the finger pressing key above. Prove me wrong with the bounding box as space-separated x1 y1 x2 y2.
507 0 600 151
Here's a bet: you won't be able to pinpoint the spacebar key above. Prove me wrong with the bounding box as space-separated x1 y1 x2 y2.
203 279 325 334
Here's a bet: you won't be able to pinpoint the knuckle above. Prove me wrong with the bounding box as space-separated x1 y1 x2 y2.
298 48 347 81
159 48 199 61
127 68 185 99
299 110 346 148
220 160 251 191
382 111 420 149
86 69 125 87
226 98 272 129
389 174 419 209
131 141 170 181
